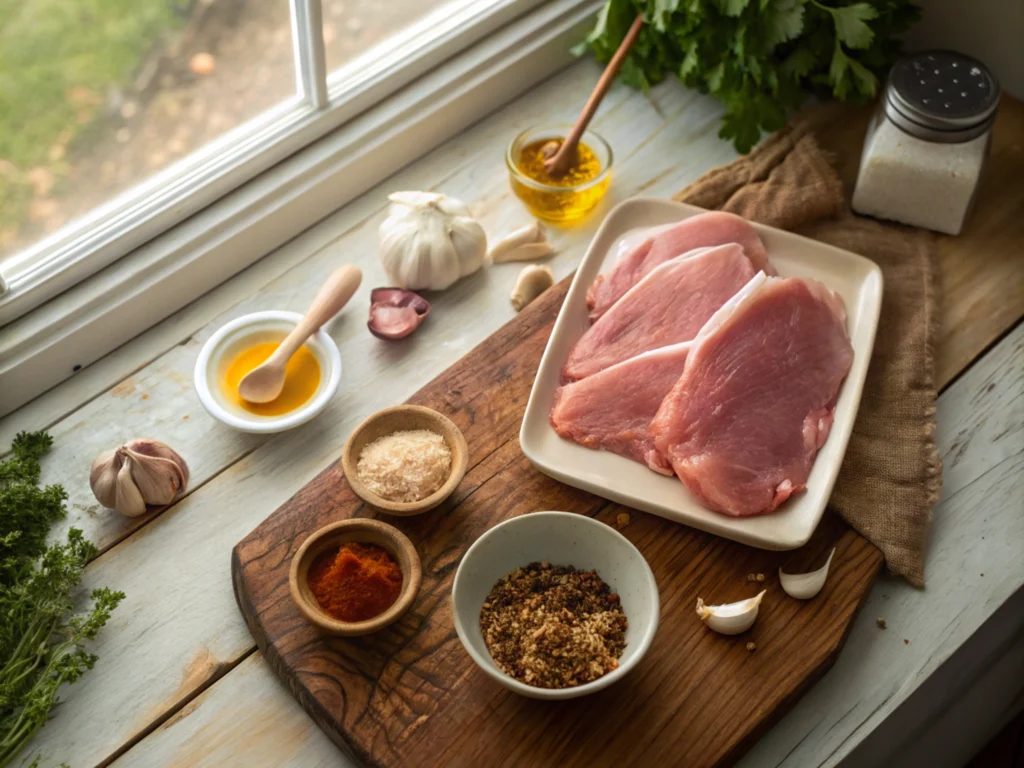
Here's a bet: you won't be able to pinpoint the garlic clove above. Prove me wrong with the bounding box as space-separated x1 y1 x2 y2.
114 457 148 518
780 548 835 600
488 222 554 263
696 590 766 635
123 448 186 505
368 287 431 340
126 438 190 490
89 448 123 509
510 264 555 312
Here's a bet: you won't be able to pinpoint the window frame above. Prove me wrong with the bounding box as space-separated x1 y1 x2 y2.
0 0 555 326
0 0 600 417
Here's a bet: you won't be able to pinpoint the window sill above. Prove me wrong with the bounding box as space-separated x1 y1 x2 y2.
0 0 599 417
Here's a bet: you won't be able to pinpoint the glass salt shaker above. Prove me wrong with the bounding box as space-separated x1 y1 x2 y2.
852 50 1000 236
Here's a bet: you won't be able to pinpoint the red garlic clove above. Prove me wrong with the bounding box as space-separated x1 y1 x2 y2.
368 288 430 340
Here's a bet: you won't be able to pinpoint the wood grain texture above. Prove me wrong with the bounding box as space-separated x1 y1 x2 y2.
233 279 884 768
799 95 1024 389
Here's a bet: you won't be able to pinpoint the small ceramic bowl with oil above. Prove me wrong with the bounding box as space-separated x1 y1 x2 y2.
194 310 342 433
506 123 613 223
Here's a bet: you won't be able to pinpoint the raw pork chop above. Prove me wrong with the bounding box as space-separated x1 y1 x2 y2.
563 243 758 381
551 342 690 474
586 211 772 322
650 273 854 517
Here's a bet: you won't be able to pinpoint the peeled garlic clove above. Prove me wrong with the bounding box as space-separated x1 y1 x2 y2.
89 448 123 509
114 458 148 518
488 222 555 263
510 264 554 312
780 548 835 600
696 590 765 635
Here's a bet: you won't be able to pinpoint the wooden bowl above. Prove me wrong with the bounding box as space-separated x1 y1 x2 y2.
341 405 469 516
289 518 422 636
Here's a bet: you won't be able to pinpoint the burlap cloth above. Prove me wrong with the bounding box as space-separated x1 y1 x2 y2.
675 126 941 587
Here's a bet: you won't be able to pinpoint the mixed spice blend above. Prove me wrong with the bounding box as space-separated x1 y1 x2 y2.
480 562 627 689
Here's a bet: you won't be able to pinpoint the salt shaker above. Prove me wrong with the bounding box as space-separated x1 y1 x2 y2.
852 50 1000 235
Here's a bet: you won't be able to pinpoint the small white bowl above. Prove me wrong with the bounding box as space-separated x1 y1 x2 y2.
193 310 342 433
452 511 659 700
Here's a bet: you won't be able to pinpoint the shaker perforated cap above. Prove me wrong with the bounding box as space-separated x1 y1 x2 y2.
885 50 1000 142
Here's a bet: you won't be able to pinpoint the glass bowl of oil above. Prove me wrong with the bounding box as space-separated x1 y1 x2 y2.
506 124 612 222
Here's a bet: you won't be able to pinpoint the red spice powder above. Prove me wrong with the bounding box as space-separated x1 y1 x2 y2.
307 542 403 622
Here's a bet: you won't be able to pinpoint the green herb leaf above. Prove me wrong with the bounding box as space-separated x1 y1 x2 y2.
0 432 124 767
579 0 918 152
830 3 878 49
720 0 751 17
765 0 805 45
780 47 818 79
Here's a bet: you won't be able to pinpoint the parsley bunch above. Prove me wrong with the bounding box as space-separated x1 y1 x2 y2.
579 0 920 152
0 432 124 767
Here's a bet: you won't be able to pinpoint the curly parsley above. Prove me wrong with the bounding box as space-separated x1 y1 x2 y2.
0 432 124 767
577 0 920 152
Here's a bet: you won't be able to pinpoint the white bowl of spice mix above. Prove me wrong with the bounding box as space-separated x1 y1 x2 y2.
452 511 660 700
194 310 342 434
341 405 469 516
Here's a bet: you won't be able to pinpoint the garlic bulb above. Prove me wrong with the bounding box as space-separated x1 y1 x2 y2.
696 590 765 635
780 548 835 600
378 191 486 291
90 439 189 517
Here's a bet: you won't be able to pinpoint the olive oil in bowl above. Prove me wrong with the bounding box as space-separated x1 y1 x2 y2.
507 125 612 222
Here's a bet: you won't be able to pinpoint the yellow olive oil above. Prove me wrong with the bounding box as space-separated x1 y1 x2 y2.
511 139 609 222
222 341 321 416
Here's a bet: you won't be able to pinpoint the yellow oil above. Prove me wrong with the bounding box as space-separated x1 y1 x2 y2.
221 341 321 417
510 139 609 222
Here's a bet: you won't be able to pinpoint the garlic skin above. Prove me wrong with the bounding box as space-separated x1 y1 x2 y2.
90 439 189 518
379 192 486 291
780 548 835 600
487 221 555 263
510 264 554 311
696 590 765 635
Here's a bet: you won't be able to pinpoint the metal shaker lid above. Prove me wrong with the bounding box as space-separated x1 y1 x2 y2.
884 50 1000 143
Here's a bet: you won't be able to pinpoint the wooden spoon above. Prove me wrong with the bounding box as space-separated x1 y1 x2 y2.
238 264 362 403
543 14 644 178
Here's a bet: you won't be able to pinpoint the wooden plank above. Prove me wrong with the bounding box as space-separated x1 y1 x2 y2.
109 323 1024 768
111 653 342 768
799 96 1024 388
19 68 737 768
231 279 882 768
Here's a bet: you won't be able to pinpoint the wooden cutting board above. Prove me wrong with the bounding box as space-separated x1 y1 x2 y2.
232 279 884 768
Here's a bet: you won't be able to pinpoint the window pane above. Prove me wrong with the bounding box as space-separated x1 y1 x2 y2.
321 0 456 73
0 0 297 262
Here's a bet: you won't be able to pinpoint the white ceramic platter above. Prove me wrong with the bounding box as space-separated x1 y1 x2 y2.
519 198 883 550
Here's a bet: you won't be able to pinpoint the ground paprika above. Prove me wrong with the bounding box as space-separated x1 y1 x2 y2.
307 541 403 622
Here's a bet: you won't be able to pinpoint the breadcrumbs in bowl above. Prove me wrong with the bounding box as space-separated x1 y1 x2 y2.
357 429 452 503
341 405 468 516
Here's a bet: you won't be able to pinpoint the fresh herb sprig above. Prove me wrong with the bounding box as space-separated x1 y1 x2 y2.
578 0 920 152
0 432 124 767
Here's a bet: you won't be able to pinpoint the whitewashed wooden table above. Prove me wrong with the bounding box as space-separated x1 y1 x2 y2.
5 60 1022 768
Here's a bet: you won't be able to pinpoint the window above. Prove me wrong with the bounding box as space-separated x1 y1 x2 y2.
0 0 556 324
0 0 596 415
